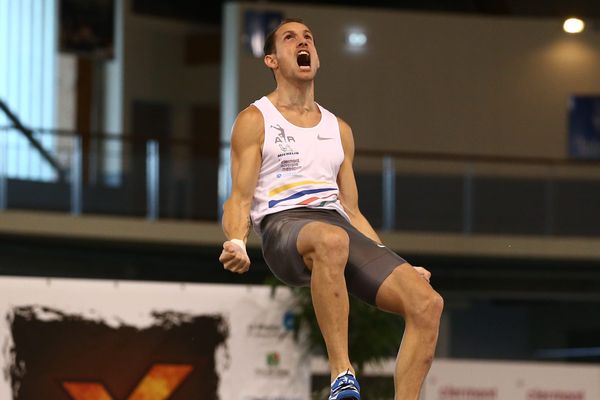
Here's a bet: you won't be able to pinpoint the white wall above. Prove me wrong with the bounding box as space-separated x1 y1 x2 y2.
229 3 600 159
122 1 220 139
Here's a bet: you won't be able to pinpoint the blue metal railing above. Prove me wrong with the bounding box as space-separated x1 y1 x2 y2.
0 127 218 221
1 126 600 237
0 100 66 180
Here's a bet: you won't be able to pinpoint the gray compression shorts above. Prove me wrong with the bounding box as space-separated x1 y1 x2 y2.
260 208 407 306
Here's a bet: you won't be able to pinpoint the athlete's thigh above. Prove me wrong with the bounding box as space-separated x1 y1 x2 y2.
296 220 349 270
261 209 348 286
341 225 407 306
261 214 313 287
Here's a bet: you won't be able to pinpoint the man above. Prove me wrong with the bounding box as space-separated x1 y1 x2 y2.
219 18 443 400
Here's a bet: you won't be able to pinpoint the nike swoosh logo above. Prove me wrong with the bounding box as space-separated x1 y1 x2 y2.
317 134 334 140
377 244 386 248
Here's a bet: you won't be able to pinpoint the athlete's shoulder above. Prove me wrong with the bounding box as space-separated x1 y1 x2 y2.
335 116 353 136
236 104 264 126
231 105 264 145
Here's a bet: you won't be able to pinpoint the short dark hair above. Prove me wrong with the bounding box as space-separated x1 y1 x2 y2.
263 18 308 56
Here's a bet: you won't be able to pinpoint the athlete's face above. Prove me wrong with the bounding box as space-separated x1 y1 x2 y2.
265 22 320 81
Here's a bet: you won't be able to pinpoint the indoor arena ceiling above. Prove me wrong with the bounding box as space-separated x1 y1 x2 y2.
131 0 600 26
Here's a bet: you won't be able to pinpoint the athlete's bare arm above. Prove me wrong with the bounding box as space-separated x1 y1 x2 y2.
337 117 382 244
219 106 263 273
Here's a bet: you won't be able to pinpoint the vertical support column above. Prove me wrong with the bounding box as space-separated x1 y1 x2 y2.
0 129 7 210
70 135 82 215
146 140 159 221
218 3 240 220
462 163 474 234
544 165 556 235
101 0 124 186
382 156 396 231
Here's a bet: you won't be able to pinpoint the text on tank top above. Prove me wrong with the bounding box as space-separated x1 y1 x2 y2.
249 96 350 232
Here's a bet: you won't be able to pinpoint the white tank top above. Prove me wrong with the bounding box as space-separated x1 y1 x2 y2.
250 96 350 232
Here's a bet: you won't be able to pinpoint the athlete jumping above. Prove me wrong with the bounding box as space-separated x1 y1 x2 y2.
219 18 443 400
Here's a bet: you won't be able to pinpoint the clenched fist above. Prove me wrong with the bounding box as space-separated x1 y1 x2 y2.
219 240 251 274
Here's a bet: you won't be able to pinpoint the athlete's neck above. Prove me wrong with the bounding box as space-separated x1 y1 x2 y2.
269 81 316 113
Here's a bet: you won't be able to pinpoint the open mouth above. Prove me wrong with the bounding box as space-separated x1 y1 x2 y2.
297 50 311 70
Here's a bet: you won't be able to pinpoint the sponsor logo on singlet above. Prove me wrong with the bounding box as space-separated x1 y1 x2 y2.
272 124 299 155
271 124 301 170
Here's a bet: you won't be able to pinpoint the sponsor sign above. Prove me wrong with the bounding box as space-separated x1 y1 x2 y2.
569 95 600 159
0 277 309 400
424 359 600 400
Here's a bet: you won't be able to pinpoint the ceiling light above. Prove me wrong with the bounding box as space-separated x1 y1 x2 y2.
347 32 367 47
563 17 585 34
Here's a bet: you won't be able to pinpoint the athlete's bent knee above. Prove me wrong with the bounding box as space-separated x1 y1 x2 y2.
407 290 444 328
312 226 349 263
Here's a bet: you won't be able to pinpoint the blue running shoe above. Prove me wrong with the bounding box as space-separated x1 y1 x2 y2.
329 370 360 400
